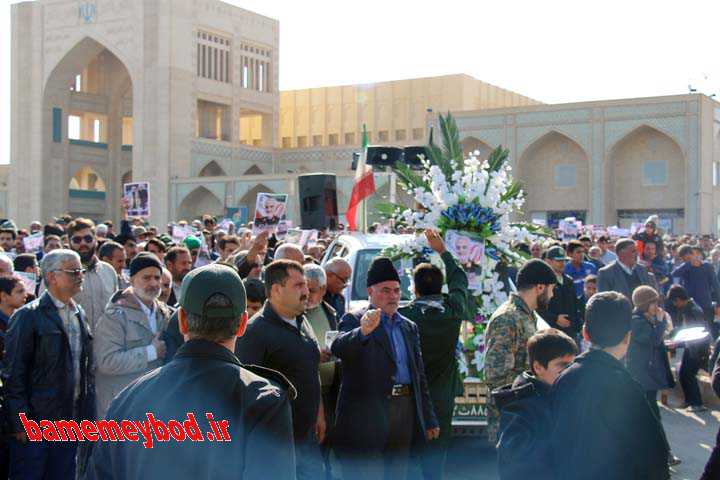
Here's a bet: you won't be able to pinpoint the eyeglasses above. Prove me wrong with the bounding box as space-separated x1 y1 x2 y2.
58 268 86 277
71 235 94 245
330 271 350 285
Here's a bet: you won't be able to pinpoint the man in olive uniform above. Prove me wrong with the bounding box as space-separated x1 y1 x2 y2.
400 230 468 480
484 259 557 443
84 264 297 480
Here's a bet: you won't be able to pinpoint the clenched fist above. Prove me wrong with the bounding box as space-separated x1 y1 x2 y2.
360 309 382 336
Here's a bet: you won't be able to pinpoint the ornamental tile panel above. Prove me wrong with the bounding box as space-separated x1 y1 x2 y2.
515 109 591 125
604 102 685 120
604 117 687 153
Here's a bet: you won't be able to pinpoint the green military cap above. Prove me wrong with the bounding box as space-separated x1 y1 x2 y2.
183 235 201 250
179 263 246 319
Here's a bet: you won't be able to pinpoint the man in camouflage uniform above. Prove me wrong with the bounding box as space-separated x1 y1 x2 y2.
484 259 558 443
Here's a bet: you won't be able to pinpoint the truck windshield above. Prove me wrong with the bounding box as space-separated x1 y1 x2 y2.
351 249 413 301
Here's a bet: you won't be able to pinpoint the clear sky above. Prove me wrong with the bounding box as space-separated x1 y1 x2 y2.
3 0 720 164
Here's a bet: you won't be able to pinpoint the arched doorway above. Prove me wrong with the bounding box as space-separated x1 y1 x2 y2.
608 126 685 232
461 137 493 160
238 184 275 222
517 131 590 224
43 36 134 222
177 187 224 221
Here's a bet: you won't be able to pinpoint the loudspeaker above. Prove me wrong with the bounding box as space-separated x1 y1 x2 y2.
402 146 427 169
298 174 338 230
366 146 403 166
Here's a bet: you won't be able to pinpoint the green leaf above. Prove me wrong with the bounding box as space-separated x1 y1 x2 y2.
393 160 430 192
439 113 464 172
375 201 407 217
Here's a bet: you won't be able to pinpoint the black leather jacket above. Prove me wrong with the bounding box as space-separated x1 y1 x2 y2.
2 292 96 433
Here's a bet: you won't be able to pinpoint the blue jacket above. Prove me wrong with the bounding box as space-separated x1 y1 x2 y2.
331 307 438 450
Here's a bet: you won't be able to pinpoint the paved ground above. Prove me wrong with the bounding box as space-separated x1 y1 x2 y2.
444 401 719 479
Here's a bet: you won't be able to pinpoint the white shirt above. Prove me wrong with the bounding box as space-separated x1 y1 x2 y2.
132 294 159 362
617 259 634 276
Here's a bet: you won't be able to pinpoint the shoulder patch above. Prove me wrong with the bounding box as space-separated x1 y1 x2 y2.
242 364 297 401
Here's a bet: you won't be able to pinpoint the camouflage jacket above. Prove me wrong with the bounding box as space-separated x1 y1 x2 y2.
484 293 537 388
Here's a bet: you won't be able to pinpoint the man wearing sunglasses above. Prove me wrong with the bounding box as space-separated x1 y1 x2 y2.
65 218 118 332
4 249 96 479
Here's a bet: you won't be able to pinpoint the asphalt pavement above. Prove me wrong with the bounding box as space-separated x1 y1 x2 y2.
444 401 719 480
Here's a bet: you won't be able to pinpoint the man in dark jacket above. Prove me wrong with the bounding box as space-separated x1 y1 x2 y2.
672 245 720 335
550 291 669 480
493 329 578 480
538 246 582 340
84 263 297 480
665 284 709 412
4 249 96 479
399 229 467 480
701 336 720 479
235 259 324 480
332 256 439 480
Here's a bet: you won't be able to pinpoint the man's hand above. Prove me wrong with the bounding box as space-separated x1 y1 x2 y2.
360 309 381 336
556 314 571 328
315 405 326 444
319 348 331 363
152 333 167 359
14 432 27 443
248 230 269 257
425 230 446 254
121 197 130 220
425 427 440 441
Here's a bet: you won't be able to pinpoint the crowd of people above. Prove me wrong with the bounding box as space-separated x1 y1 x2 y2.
0 207 717 479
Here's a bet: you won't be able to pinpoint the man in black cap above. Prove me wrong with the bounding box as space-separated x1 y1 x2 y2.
537 245 583 340
484 258 557 443
94 252 173 417
331 256 439 480
84 263 296 480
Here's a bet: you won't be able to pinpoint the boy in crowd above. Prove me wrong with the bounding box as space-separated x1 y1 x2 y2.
551 291 670 480
493 329 578 480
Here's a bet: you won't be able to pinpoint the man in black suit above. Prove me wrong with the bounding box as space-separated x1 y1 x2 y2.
331 257 439 480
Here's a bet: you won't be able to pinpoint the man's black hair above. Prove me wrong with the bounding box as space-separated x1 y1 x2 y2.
667 284 690 303
13 254 37 273
585 291 632 348
98 241 124 260
413 263 444 297
243 278 266 304
528 328 578 373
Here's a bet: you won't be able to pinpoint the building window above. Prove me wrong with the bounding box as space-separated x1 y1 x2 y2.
297 136 307 148
196 30 232 83
395 129 406 141
282 137 292 148
68 116 81 140
239 42 272 93
196 100 231 142
378 130 389 142
313 135 323 147
328 134 339 146
71 74 82 92
553 165 576 188
345 133 355 145
714 162 720 187
642 160 667 186
412 128 424 140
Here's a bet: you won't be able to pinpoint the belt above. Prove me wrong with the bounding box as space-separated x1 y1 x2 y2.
391 384 412 397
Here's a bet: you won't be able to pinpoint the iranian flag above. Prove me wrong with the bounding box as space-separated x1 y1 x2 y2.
346 125 375 231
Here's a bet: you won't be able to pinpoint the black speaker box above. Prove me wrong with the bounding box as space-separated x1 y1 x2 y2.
298 174 338 230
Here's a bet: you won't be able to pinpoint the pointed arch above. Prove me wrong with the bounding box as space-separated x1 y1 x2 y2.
243 164 264 175
121 171 133 185
516 130 590 221
607 125 685 229
238 184 275 215
199 161 227 177
69 166 106 192
177 186 224 221
460 136 493 160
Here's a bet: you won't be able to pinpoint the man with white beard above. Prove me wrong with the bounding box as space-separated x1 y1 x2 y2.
94 252 173 417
